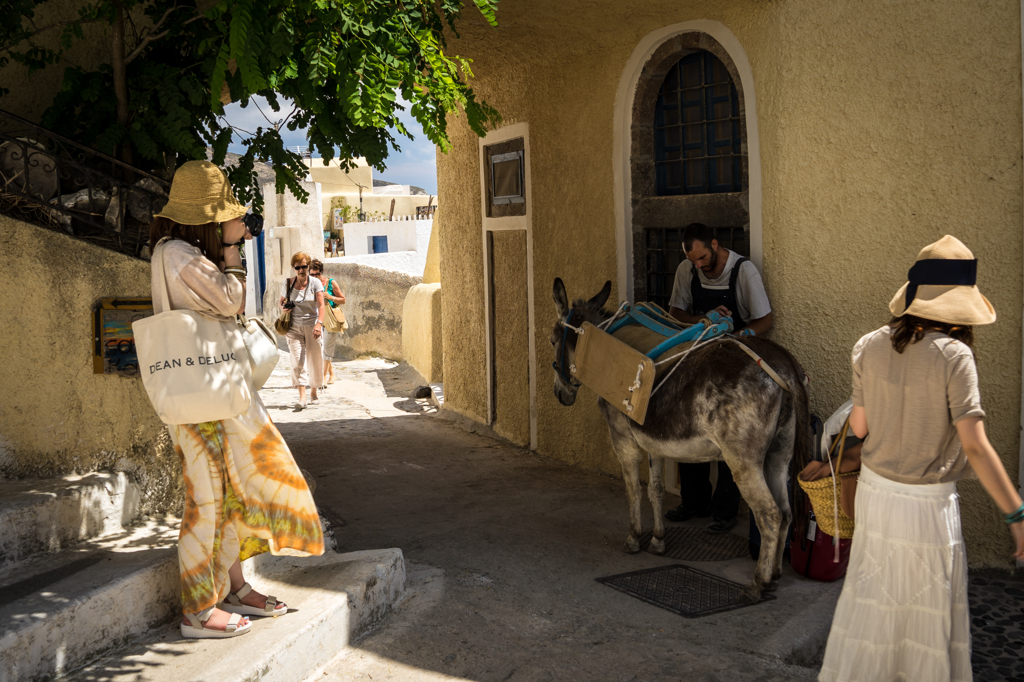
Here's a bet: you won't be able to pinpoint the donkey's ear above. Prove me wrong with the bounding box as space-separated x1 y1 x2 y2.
589 280 612 310
553 278 569 318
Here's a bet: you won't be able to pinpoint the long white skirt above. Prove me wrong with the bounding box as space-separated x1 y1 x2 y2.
819 465 971 682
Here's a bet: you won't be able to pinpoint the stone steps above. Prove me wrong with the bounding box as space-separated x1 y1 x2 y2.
0 517 180 681
65 549 406 682
0 473 142 569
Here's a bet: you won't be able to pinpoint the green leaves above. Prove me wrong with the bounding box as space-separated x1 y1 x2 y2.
2 0 502 207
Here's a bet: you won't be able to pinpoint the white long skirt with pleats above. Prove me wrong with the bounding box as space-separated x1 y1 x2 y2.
818 465 971 682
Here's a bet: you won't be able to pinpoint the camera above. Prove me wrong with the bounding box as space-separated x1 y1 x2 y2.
242 211 264 237
283 301 296 310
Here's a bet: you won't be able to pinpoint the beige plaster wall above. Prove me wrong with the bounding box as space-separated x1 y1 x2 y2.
437 0 1024 567
402 283 443 382
0 216 181 512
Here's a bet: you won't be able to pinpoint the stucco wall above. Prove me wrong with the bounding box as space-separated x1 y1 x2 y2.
318 263 420 361
402 283 443 382
438 0 1024 567
0 215 181 512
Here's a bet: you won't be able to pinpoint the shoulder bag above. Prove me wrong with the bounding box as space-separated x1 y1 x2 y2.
274 277 295 336
237 314 279 389
323 278 347 332
132 241 252 425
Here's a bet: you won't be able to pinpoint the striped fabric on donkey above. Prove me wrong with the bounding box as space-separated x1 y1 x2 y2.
551 279 810 604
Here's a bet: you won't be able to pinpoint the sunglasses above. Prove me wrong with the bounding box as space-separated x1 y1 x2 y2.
294 265 308 270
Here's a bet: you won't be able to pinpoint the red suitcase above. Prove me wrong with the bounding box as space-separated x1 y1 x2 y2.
790 513 851 582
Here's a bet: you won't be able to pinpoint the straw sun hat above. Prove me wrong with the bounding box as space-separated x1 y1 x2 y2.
889 235 996 326
153 160 248 225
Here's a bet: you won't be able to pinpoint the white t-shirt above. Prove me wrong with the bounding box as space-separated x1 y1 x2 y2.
282 277 324 325
668 250 771 323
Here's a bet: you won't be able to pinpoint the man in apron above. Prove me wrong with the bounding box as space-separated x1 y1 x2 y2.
665 222 774 533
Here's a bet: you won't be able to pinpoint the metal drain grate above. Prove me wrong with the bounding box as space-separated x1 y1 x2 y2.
597 564 774 618
638 526 749 561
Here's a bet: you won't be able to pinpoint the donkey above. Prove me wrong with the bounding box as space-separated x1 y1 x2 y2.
551 279 810 603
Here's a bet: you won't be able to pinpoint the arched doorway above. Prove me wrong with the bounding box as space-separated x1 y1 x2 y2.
613 22 763 305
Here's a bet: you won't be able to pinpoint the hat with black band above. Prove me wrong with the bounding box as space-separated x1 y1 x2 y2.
889 235 996 326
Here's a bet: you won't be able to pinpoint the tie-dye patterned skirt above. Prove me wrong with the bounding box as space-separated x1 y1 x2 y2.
169 393 324 615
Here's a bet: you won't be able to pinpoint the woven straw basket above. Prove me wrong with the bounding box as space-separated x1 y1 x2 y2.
797 419 856 539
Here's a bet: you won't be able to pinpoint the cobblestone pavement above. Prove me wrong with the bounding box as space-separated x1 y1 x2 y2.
970 574 1024 681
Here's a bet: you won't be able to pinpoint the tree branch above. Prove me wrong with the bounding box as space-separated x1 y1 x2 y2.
125 4 198 64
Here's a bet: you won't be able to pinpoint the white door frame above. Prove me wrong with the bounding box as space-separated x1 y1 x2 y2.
479 122 538 450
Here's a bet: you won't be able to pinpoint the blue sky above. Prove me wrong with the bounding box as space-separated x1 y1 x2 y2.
221 96 439 194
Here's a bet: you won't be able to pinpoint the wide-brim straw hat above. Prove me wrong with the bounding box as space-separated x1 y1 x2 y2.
154 160 248 225
889 235 996 326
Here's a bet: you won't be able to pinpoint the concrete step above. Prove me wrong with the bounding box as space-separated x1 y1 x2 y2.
65 548 407 682
0 517 180 681
0 473 142 568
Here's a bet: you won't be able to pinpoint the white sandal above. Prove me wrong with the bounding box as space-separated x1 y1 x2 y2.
180 607 252 639
220 582 287 618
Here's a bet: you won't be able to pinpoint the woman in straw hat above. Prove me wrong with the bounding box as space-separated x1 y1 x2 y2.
819 236 1024 682
149 161 324 639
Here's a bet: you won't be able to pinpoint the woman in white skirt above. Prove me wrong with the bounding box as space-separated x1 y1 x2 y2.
819 236 1024 682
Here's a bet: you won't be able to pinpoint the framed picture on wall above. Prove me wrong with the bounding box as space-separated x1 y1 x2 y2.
92 297 153 377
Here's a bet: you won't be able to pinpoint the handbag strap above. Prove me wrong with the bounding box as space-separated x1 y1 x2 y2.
151 237 174 312
825 417 850 562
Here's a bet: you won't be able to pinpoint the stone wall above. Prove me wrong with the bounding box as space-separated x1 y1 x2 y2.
0 215 181 513
321 263 420 361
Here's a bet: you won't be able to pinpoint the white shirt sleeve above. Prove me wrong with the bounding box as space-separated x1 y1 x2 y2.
736 260 772 321
668 261 694 312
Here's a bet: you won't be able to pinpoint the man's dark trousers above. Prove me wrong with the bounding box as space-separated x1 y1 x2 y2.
677 461 741 519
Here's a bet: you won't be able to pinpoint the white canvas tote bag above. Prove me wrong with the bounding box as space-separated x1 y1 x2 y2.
237 314 279 390
133 241 252 424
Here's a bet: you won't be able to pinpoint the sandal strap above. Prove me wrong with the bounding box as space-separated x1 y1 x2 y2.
185 606 217 629
225 582 253 605
225 613 242 632
264 596 278 613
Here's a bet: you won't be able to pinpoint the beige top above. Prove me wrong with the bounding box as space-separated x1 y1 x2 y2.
852 326 983 484
151 240 243 321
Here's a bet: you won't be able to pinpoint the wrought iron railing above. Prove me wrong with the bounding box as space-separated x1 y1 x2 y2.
0 109 170 260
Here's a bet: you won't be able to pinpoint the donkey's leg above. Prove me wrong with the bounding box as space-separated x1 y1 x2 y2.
619 454 645 554
606 413 647 554
729 458 782 604
764 415 796 587
646 455 667 555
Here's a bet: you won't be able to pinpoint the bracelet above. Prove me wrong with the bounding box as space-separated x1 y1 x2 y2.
222 240 244 247
1004 503 1024 525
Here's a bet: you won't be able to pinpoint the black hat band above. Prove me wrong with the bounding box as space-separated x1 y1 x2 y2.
905 258 977 309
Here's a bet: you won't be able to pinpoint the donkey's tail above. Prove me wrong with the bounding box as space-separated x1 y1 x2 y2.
790 365 811 477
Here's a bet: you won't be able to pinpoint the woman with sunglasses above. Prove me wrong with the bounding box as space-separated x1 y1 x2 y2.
148 161 323 639
280 252 325 408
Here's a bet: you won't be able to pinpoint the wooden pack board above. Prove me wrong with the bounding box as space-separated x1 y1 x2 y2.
572 322 656 425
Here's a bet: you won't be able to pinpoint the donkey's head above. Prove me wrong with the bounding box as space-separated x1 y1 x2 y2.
551 278 612 406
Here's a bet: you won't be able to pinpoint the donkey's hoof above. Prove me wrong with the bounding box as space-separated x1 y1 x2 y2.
622 536 641 554
646 537 667 555
764 579 780 592
741 583 762 605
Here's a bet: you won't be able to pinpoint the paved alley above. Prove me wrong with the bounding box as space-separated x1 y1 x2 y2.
260 356 838 682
